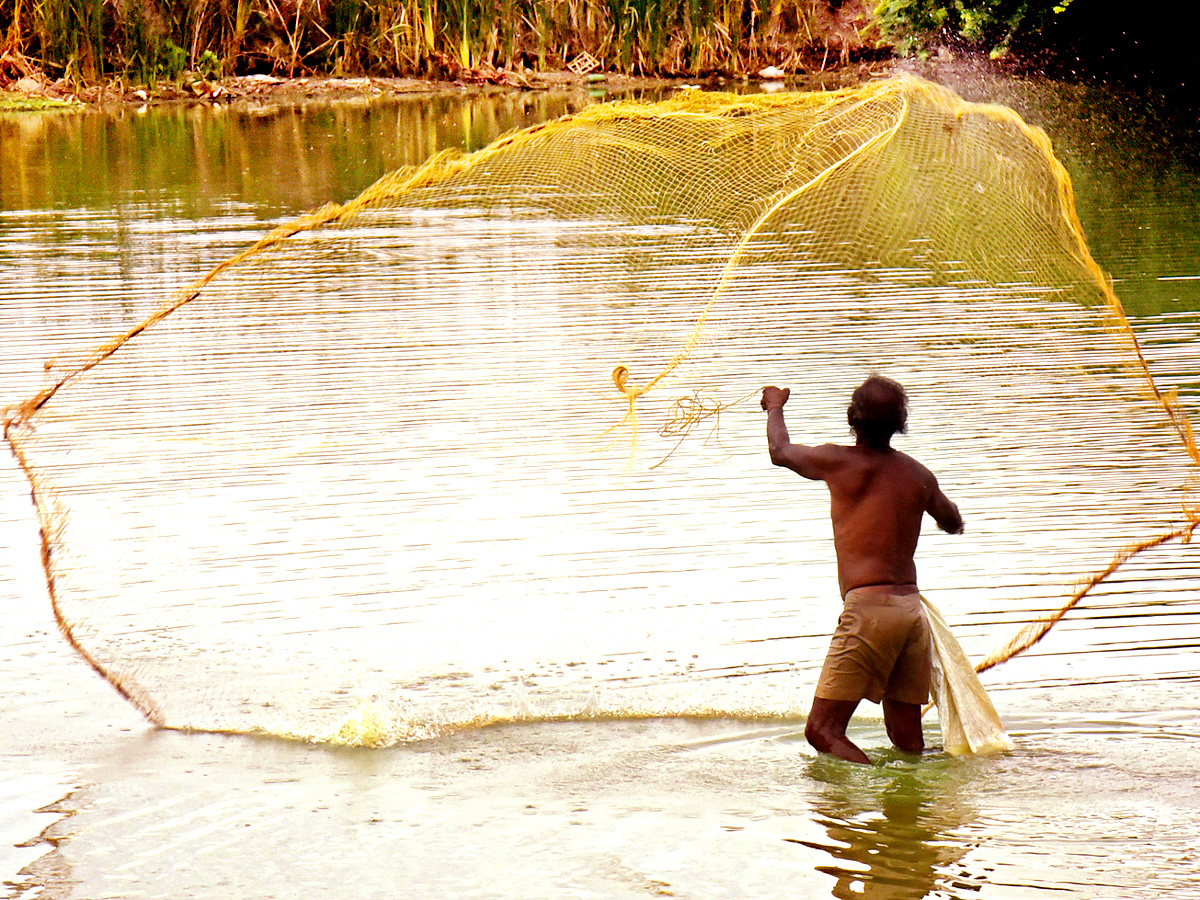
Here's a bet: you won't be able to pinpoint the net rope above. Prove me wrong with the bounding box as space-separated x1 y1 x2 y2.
4 75 1197 746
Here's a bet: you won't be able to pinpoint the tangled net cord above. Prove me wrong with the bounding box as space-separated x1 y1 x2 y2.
652 387 759 470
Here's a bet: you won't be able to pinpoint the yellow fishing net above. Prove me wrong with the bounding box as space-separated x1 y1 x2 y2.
4 75 1196 749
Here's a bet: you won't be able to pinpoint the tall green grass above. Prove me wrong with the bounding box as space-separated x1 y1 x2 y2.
0 0 860 85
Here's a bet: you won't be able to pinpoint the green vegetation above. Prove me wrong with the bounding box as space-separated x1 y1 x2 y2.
0 0 879 85
0 0 1091 88
0 91 77 109
874 0 1077 59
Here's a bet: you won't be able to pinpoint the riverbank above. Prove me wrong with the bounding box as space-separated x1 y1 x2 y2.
0 57 900 113
0 0 894 112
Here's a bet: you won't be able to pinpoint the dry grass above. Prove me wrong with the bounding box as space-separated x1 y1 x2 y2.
0 0 883 86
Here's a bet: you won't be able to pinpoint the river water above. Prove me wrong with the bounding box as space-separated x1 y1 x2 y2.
2 67 1198 898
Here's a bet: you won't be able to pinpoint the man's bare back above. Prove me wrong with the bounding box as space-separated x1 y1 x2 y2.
761 378 962 763
766 438 963 596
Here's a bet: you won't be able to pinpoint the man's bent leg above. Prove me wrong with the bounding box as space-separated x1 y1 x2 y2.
882 698 924 754
806 697 870 764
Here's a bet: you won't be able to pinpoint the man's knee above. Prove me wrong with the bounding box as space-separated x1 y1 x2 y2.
804 717 828 752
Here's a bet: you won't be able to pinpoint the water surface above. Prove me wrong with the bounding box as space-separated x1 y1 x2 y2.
2 72 1199 899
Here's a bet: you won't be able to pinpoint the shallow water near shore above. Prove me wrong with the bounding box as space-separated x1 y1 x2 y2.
3 69 1200 898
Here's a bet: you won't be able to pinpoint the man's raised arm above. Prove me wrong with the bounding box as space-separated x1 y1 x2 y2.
762 385 839 481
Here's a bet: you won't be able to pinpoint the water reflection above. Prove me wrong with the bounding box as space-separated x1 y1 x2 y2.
794 754 980 899
0 92 599 215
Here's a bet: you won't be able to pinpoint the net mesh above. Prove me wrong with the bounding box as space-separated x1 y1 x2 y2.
4 75 1197 746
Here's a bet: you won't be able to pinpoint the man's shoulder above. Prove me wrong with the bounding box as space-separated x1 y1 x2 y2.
852 446 937 481
781 442 856 481
885 449 940 488
813 442 858 463
887 447 926 467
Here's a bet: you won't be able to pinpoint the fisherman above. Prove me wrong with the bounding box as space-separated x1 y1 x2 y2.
761 375 963 764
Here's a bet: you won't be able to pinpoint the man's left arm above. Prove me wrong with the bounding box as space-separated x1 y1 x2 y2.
926 475 964 534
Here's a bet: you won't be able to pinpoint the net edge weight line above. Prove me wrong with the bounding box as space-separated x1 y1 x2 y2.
0 177 434 726
0 123 607 728
2 413 168 725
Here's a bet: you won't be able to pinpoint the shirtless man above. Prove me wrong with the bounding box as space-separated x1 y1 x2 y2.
761 375 963 764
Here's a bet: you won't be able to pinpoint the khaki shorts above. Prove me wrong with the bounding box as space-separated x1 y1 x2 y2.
814 588 931 705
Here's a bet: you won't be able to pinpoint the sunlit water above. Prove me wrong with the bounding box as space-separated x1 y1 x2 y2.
3 69 1199 899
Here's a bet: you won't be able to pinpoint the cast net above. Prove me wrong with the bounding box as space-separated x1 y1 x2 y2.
4 75 1197 747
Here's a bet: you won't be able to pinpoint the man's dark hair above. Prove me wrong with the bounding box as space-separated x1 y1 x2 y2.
847 375 908 448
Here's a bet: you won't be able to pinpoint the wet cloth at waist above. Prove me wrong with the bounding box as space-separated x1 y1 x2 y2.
814 587 931 705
